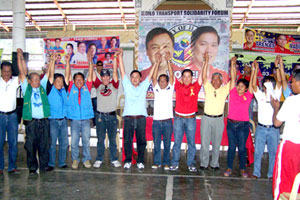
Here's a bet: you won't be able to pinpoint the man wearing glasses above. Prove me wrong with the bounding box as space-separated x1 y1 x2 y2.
92 50 122 168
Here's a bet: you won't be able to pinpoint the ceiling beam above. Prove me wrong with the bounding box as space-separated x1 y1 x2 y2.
0 20 9 32
25 11 41 32
239 0 255 30
53 0 70 25
118 0 127 29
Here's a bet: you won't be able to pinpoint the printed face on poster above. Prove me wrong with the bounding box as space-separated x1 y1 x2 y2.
138 10 230 100
43 36 119 71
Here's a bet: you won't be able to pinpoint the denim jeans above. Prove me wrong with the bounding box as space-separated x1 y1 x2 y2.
0 112 18 171
253 125 279 178
171 116 196 167
70 119 91 163
95 113 118 162
48 118 69 167
123 116 146 164
92 98 97 126
152 119 173 165
226 120 249 170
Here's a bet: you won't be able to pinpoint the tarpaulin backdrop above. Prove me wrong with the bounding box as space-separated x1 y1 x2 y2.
0 49 3 62
243 28 300 55
138 10 230 100
43 36 119 70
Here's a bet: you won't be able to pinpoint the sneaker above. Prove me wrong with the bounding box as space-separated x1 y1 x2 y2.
72 160 79 170
188 165 197 172
8 169 20 174
169 165 179 171
164 165 170 170
151 164 161 169
124 162 132 169
60 165 68 169
111 160 121 168
93 160 103 168
240 170 248 178
137 163 145 169
224 168 232 177
83 160 92 168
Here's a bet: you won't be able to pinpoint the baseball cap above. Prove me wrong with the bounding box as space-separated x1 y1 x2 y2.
100 69 110 77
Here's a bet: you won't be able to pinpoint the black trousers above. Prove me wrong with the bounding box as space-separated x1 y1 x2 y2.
123 116 146 163
24 119 50 171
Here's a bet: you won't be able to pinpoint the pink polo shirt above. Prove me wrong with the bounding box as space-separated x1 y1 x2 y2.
228 87 253 121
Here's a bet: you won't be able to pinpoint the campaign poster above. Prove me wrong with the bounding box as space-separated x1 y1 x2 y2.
243 28 300 55
43 36 119 70
138 10 230 100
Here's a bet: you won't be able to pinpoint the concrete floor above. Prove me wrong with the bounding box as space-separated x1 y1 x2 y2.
0 144 273 200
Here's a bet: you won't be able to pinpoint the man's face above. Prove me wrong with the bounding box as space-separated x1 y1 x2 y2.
244 65 251 76
89 45 96 55
101 75 110 86
55 39 61 48
193 32 219 65
158 76 168 89
291 78 300 94
211 74 222 89
53 76 64 90
101 38 107 47
130 72 141 87
106 54 111 60
66 45 73 54
277 35 287 48
237 82 247 95
78 43 86 54
146 33 173 66
96 64 103 73
29 74 41 88
245 31 254 44
46 40 51 48
74 74 84 88
56 55 61 63
1 65 12 82
111 39 117 47
182 71 192 86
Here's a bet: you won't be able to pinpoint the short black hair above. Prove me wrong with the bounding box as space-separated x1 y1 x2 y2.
73 72 85 80
77 41 85 48
237 78 249 89
1 61 12 70
182 69 193 77
105 52 111 57
96 60 103 66
146 27 174 50
111 37 117 41
292 69 300 81
262 76 276 89
66 43 73 49
55 38 61 42
54 73 65 81
191 26 220 48
275 34 286 44
245 29 255 35
88 43 97 49
130 70 142 77
158 74 169 82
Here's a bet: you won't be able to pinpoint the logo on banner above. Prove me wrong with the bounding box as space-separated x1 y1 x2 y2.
169 24 198 67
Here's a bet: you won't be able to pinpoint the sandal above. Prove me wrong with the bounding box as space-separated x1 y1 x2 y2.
240 170 248 178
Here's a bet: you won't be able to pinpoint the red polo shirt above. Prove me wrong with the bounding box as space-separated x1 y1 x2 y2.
174 79 201 114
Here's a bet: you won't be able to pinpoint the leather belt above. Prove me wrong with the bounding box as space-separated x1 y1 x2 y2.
228 119 245 123
0 110 16 115
54 118 66 121
32 118 47 122
125 115 144 119
175 113 195 119
154 118 172 122
98 111 116 115
258 123 274 128
204 113 223 118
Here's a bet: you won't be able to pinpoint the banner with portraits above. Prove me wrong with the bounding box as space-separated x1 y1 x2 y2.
243 28 300 55
43 36 119 70
138 10 230 100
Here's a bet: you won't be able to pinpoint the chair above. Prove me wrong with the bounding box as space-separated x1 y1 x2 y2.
279 172 300 200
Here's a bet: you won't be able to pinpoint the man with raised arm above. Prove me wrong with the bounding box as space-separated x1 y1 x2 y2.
199 53 235 171
66 50 94 170
18 48 52 174
119 49 156 170
46 53 70 170
151 52 174 170
92 49 122 168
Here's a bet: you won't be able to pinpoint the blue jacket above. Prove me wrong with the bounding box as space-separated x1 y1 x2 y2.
66 83 94 120
48 86 67 119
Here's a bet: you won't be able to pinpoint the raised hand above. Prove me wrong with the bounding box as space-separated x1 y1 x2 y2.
115 48 123 57
154 51 162 64
64 54 70 63
203 51 209 63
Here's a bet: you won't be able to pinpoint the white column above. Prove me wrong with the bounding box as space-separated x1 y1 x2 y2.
12 0 26 51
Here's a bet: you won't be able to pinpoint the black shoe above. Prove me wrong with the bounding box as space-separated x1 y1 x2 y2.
210 166 220 171
199 166 208 170
60 165 68 169
29 170 37 174
45 166 54 172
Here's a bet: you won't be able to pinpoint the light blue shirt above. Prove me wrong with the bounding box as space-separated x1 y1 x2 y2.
283 86 292 99
122 76 150 117
21 75 48 119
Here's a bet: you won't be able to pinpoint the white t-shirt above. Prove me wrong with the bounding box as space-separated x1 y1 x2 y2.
0 76 20 112
70 52 88 64
254 87 282 125
153 83 174 120
277 94 300 144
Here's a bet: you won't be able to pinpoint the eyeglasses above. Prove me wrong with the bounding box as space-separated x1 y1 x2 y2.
214 91 216 98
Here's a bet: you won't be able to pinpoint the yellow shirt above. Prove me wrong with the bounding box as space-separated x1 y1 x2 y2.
204 82 230 116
